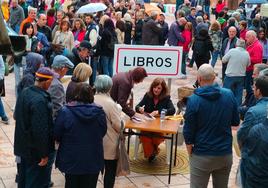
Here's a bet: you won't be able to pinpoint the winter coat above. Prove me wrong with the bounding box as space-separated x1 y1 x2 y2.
133 19 143 44
167 21 185 46
209 30 223 51
183 84 240 156
142 18 161 45
94 94 122 160
54 103 107 174
192 34 214 64
124 21 132 44
14 86 55 163
110 71 135 117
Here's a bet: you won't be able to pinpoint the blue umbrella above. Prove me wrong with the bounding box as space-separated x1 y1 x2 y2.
246 0 268 4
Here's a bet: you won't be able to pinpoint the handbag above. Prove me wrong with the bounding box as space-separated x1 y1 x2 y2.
0 79 5 97
116 121 130 177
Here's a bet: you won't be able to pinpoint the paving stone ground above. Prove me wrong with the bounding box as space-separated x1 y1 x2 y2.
0 60 240 188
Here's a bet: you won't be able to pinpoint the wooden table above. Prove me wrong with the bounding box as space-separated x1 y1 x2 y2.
124 117 181 184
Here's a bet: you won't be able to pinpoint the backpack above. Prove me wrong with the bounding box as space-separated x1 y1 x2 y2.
193 39 207 56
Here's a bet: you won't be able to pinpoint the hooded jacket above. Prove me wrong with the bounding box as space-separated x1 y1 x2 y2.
183 84 240 156
17 52 45 96
54 103 107 174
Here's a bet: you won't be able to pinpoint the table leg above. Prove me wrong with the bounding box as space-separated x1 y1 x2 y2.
127 129 131 154
168 134 174 184
174 132 178 166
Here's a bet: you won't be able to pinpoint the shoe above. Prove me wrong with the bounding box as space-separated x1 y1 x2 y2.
178 75 187 79
187 64 193 68
148 154 156 163
49 181 54 187
1 117 9 125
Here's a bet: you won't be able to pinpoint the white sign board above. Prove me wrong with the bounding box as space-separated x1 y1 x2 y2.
261 4 268 17
113 45 183 78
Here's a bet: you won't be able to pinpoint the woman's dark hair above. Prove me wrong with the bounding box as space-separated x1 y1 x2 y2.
131 67 148 83
47 8 55 17
255 75 268 97
104 18 115 30
22 22 34 37
147 78 169 100
116 20 126 32
74 83 94 103
203 12 210 20
252 18 260 27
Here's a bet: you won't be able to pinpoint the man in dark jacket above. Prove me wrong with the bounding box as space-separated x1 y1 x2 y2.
142 11 162 45
14 67 55 188
183 64 240 188
158 13 169 46
65 40 91 75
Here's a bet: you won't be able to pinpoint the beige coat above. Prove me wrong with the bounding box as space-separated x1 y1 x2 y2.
115 28 125 44
94 93 122 160
53 30 74 52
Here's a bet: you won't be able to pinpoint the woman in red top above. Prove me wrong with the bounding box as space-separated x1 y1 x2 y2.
215 0 226 19
46 8 56 28
178 22 193 78
72 18 86 47
239 20 248 40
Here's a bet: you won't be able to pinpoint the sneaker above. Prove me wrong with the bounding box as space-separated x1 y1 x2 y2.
187 64 193 68
178 75 187 79
1 117 9 125
49 181 54 187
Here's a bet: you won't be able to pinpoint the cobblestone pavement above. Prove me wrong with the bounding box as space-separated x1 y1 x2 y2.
0 61 240 188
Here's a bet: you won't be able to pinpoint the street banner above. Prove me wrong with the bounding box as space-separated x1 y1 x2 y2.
113 45 183 78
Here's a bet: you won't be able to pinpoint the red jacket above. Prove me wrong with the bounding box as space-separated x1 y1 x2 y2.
73 30 86 43
216 2 225 13
178 30 192 52
246 39 263 72
240 29 248 40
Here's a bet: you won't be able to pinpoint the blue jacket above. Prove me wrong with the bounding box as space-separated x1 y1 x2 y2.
54 103 107 175
237 97 268 154
183 84 240 156
240 118 268 188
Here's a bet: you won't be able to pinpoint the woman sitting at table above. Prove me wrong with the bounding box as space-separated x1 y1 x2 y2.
135 78 175 162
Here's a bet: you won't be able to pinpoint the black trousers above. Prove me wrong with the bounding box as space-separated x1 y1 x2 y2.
65 173 99 188
104 160 117 188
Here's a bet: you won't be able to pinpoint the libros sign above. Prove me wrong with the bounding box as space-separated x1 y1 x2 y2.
113 45 182 78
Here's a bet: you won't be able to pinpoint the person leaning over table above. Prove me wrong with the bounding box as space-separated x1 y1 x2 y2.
110 67 148 118
135 78 176 162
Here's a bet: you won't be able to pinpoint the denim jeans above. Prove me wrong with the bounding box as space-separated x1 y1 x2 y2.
181 52 188 75
210 50 220 68
101 56 114 77
245 71 253 96
14 57 26 98
223 76 245 105
0 97 7 119
18 157 50 188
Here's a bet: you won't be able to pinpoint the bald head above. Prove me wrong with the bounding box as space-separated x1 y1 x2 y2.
246 30 257 45
197 64 216 86
37 14 47 27
228 26 237 39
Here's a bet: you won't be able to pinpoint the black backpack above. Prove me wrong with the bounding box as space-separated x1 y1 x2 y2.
193 39 207 56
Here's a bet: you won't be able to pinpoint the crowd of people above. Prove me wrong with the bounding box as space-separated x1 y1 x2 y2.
0 0 268 187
